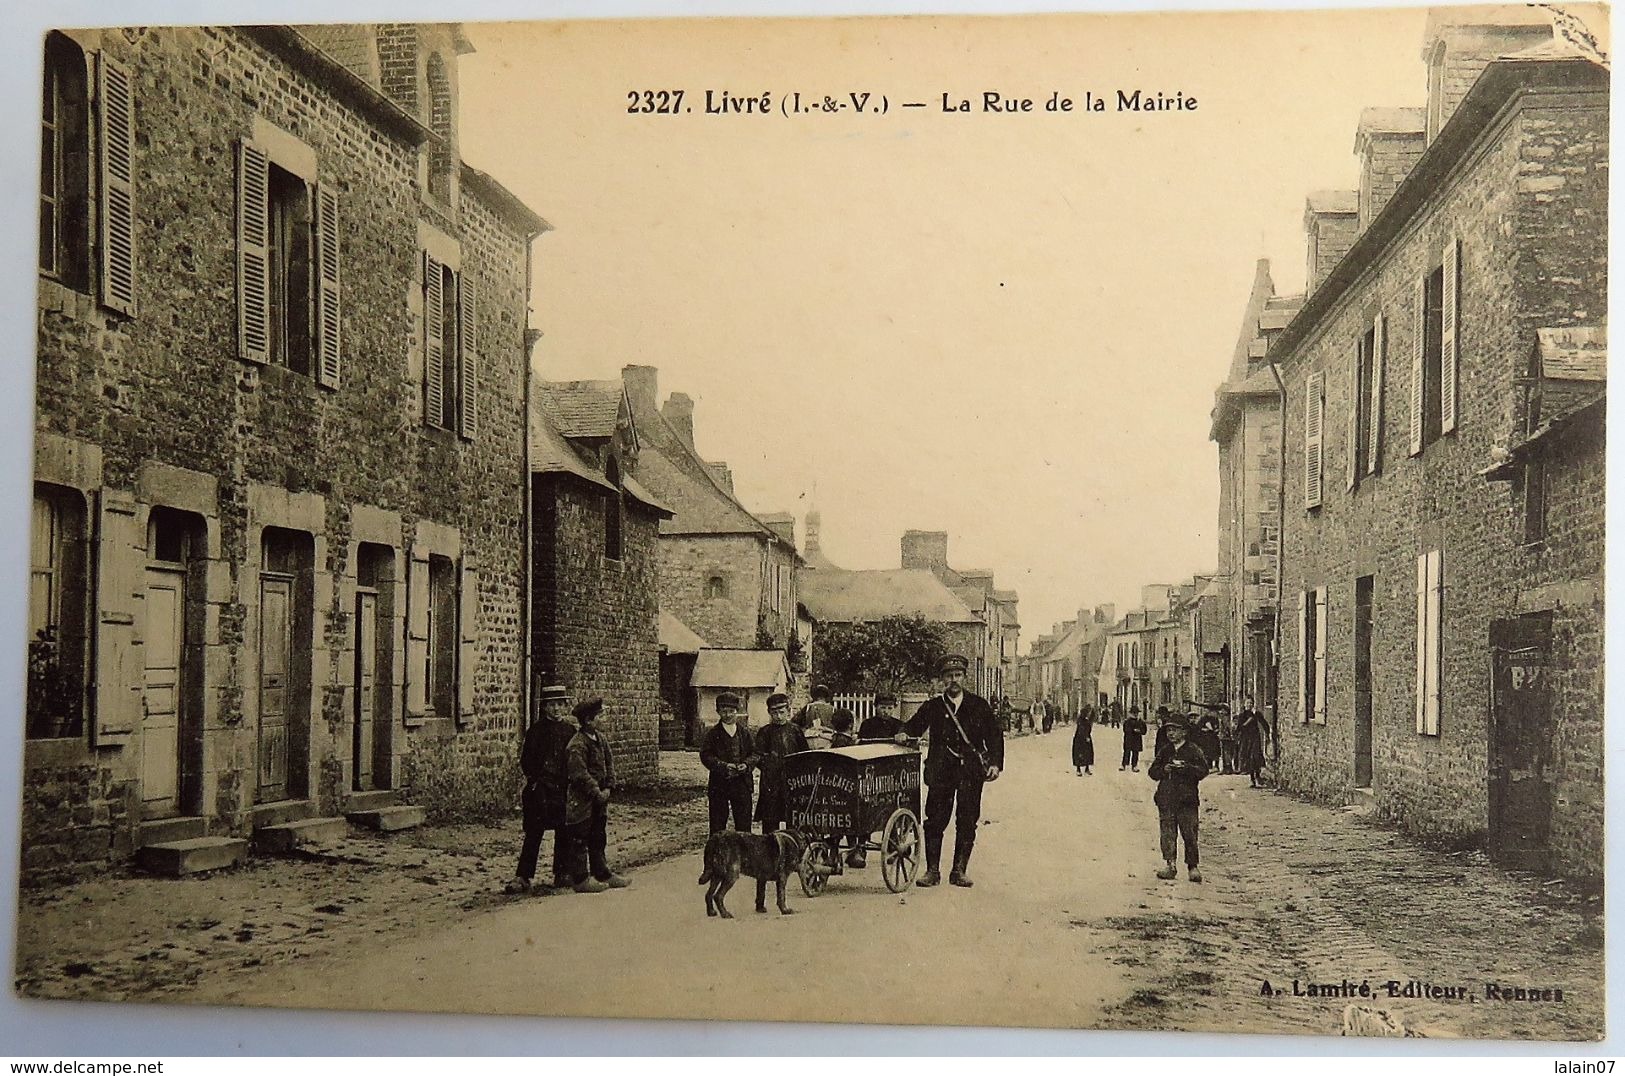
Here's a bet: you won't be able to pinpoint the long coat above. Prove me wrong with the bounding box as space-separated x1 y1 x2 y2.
1234 710 1269 773
753 721 808 822
903 691 1004 785
1072 718 1095 767
565 726 616 826
520 715 573 830
1121 716 1147 751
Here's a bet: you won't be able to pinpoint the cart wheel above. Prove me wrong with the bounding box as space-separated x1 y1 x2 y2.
800 840 835 897
881 809 922 893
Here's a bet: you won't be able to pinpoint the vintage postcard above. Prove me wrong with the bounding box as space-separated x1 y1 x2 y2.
10 0 1609 1046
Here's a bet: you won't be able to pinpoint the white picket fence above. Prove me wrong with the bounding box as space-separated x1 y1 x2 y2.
832 693 876 724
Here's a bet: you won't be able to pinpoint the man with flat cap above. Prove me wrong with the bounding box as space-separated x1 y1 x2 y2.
1147 711 1210 883
755 691 808 833
900 653 1003 888
506 681 575 894
698 691 758 833
858 691 905 743
563 697 629 893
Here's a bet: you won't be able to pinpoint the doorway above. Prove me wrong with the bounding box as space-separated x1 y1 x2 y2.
1353 575 1374 788
259 529 313 802
1489 613 1555 872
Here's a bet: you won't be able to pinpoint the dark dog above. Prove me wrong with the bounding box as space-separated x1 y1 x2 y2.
697 828 805 918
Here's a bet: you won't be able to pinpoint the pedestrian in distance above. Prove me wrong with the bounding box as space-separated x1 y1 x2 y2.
1042 702 1055 735
1072 707 1095 776
756 692 809 832
859 691 905 742
699 692 758 833
1218 706 1238 775
1153 706 1175 756
1191 708 1222 769
1120 707 1147 771
1234 698 1271 788
899 653 1004 888
1147 713 1210 882
562 697 629 893
505 681 576 894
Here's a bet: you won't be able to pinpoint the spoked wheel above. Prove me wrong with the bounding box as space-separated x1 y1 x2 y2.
799 840 835 897
881 808 922 893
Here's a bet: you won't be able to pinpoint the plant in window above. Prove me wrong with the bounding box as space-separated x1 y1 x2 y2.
27 626 81 739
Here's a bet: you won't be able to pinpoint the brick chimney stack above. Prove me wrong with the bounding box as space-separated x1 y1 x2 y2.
706 461 733 494
901 530 949 573
661 391 695 448
1303 191 1360 294
622 364 658 417
1355 108 1426 231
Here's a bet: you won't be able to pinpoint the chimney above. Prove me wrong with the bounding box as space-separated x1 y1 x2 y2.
901 530 949 573
1096 603 1117 624
1422 10 1553 144
661 391 695 448
1355 108 1426 231
758 512 795 547
622 364 658 417
1303 191 1360 294
706 461 733 494
805 509 823 556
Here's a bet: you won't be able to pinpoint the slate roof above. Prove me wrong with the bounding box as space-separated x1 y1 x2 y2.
1536 326 1606 381
659 611 708 655
800 569 981 625
530 386 670 515
691 649 788 689
1354 106 1426 150
539 380 627 440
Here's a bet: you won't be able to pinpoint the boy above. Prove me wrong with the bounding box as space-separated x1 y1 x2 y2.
1147 714 1210 883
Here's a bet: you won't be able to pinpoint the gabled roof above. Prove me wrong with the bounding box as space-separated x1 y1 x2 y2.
1535 326 1606 381
1354 106 1426 152
801 569 981 625
530 388 670 516
540 380 629 441
659 610 709 655
691 649 789 689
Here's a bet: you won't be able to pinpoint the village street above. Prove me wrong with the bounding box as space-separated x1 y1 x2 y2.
121 730 1603 1041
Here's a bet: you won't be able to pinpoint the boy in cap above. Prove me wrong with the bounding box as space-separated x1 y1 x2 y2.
698 691 758 833
901 653 1003 888
1147 713 1210 882
858 692 905 742
506 681 575 894
755 692 808 833
562 697 629 893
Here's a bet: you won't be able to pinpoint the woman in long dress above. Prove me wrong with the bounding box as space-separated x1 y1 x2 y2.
1072 707 1095 775
1234 701 1270 787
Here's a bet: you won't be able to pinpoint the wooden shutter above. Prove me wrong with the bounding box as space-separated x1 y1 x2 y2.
96 53 136 317
1424 550 1443 735
423 253 445 428
93 491 142 746
458 270 478 439
1441 238 1459 434
1313 587 1328 724
314 184 341 389
236 140 271 364
1367 313 1385 475
1409 276 1425 456
1304 371 1324 509
1298 590 1310 723
1415 552 1428 733
405 549 430 718
457 558 479 724
1346 342 1361 492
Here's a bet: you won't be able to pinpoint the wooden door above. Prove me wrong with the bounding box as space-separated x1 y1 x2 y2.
353 588 377 790
1353 577 1374 788
141 567 185 816
259 574 293 800
1489 615 1555 872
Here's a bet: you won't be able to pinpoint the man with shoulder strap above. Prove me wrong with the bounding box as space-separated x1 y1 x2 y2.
899 653 1004 888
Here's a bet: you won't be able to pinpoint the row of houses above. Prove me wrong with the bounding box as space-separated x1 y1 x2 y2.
1204 7 1606 879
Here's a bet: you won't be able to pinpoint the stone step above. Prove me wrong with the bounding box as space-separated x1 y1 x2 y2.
138 815 208 847
345 789 400 813
346 805 425 833
251 798 317 829
254 815 350 853
136 836 248 876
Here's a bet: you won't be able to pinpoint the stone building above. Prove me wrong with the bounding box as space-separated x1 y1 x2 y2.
530 380 672 783
1272 11 1606 877
799 568 984 694
1209 258 1300 717
900 530 1017 698
28 25 547 878
1030 604 1114 715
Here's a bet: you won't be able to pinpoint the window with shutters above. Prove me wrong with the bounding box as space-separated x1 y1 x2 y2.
27 484 88 740
1303 371 1325 509
1299 586 1327 724
1349 319 1384 487
267 165 313 374
1415 549 1443 736
39 34 91 291
421 256 477 437
425 554 455 717
1410 240 1460 455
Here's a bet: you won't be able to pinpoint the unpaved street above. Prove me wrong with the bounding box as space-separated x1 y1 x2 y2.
172 730 1603 1040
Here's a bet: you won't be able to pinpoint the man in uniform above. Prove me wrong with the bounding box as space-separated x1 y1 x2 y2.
857 691 905 742
505 681 574 894
900 654 1003 888
562 697 630 893
754 692 808 833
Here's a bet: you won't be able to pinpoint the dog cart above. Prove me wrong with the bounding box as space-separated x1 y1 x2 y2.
784 743 923 895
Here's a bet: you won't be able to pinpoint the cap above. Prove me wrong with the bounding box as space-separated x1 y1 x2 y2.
766 692 790 710
539 683 569 703
873 691 898 707
938 654 969 675
572 697 604 721
716 691 743 712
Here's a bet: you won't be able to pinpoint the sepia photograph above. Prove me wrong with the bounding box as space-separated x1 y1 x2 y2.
3 0 1613 1051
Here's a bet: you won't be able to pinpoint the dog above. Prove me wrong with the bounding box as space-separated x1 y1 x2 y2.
697 828 806 918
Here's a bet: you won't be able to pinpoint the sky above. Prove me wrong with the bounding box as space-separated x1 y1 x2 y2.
455 6 1429 646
